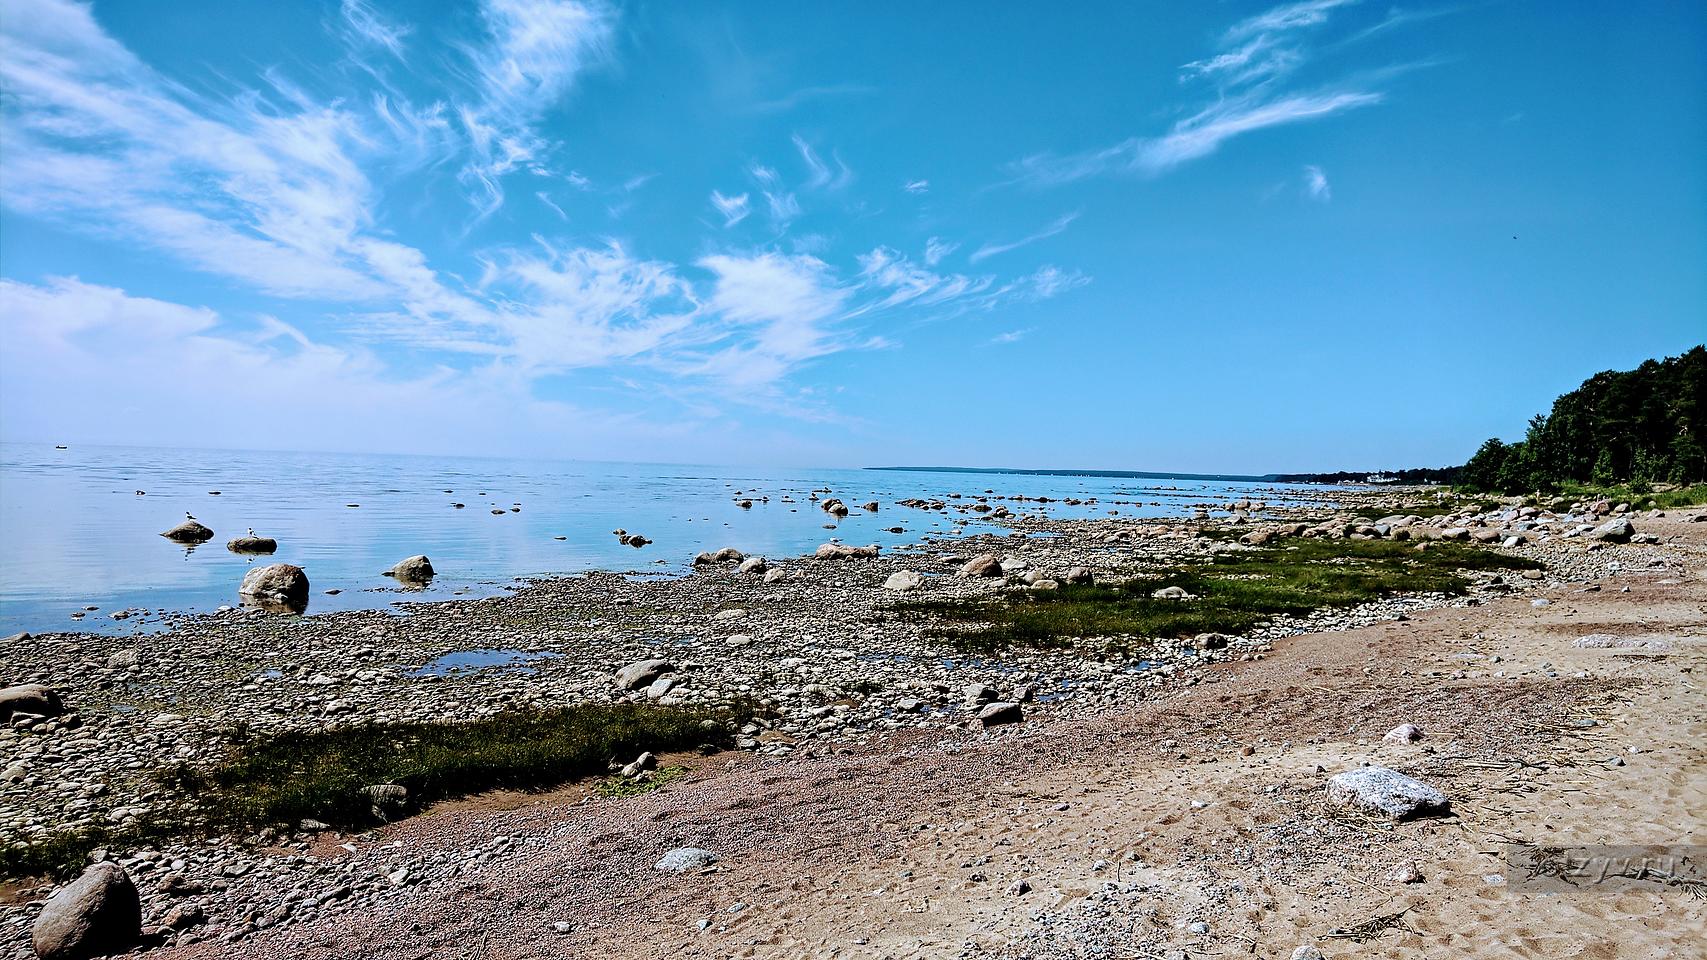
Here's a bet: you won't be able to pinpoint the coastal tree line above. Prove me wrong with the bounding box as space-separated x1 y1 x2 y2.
1280 346 1705 494
1457 346 1706 494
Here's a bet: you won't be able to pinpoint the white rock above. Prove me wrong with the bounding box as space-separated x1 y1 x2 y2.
1326 766 1449 820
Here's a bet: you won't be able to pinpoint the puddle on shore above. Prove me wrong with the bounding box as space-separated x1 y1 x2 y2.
407 648 563 677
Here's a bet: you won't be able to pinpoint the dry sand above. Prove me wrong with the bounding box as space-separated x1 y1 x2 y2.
160 519 1706 959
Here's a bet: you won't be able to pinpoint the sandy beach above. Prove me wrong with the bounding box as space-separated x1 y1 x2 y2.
6 495 1701 960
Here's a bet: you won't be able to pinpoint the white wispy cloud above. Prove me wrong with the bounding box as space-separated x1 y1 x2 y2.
1020 265 1091 301
710 190 751 227
0 0 1095 412
1224 0 1360 43
1303 164 1331 200
764 190 802 229
991 329 1031 344
536 191 569 220
792 134 854 191
0 0 384 298
0 276 720 460
970 212 1078 263
456 0 615 218
1011 92 1381 186
336 0 411 60
857 247 994 310
903 179 930 194
746 83 876 114
1009 0 1409 186
689 252 850 386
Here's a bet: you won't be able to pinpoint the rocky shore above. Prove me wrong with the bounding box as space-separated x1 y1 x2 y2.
2 488 1699 959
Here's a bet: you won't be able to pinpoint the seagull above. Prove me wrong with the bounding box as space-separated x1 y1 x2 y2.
185 512 197 521
247 527 256 537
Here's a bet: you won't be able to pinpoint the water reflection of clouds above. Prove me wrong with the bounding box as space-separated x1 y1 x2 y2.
0 443 1328 635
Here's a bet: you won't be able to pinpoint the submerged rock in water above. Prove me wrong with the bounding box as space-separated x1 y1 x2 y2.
226 536 277 554
160 520 213 543
239 563 309 613
31 862 141 960
387 555 435 583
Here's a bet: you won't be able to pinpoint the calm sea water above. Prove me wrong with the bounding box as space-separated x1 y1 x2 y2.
0 443 1322 636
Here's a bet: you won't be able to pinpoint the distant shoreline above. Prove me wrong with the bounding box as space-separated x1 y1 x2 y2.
866 465 1284 483
867 465 1450 486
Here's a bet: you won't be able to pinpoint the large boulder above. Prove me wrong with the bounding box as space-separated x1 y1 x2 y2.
883 570 925 592
958 553 1004 578
160 520 213 543
1 683 64 721
31 862 141 960
388 555 435 583
238 563 309 612
815 543 878 560
977 702 1024 726
1327 766 1449 820
616 659 673 691
1589 518 1634 543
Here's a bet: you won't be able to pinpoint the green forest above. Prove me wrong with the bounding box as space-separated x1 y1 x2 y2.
1458 346 1707 494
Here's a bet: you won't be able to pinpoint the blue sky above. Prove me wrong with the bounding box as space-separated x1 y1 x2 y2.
1 0 1702 473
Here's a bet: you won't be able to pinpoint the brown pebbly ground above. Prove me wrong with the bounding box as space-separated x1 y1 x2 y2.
146 519 1706 960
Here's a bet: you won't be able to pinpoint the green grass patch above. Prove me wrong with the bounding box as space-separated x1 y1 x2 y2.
176 703 734 828
898 539 1542 653
1552 482 1707 512
1349 497 1499 520
3 703 737 882
595 763 690 798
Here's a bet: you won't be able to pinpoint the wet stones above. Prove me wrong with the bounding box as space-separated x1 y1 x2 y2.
226 535 278 554
31 862 141 960
694 547 745 566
